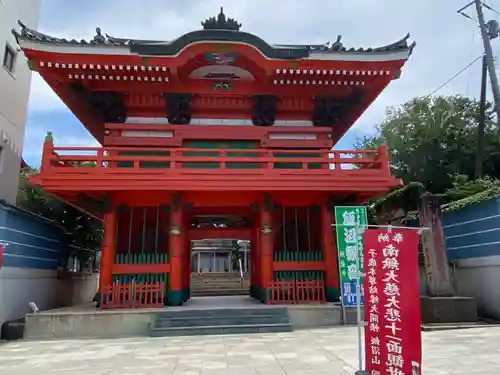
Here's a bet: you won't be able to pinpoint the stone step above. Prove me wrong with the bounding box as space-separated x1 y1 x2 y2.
420 322 499 332
191 284 248 289
191 281 250 287
156 307 287 320
155 315 290 328
150 323 293 337
191 285 249 290
191 290 249 297
191 274 249 280
191 282 249 285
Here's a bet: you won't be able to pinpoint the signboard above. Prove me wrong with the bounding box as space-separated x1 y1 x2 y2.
363 228 422 375
334 206 368 307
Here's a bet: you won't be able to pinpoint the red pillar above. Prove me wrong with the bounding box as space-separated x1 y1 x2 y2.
168 194 184 306
251 212 260 299
183 213 191 301
322 204 340 302
99 208 117 292
259 196 274 303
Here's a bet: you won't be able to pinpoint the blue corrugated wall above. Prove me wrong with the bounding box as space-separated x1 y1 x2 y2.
443 198 500 260
0 201 69 270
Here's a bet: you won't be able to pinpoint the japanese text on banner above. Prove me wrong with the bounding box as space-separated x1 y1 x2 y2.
334 206 368 307
363 228 422 375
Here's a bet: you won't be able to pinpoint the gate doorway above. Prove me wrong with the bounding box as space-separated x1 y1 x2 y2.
191 239 250 274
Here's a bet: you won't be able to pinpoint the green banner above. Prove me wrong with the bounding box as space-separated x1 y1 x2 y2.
334 206 368 306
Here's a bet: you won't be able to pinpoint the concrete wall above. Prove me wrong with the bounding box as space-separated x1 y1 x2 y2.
441 198 500 319
0 201 96 326
57 272 99 306
0 0 41 204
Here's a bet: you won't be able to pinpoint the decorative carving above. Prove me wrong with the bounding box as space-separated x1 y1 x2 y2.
163 94 193 125
251 95 277 126
89 91 127 123
169 225 181 236
92 27 106 44
330 35 344 51
201 7 242 31
261 225 272 234
312 91 362 127
45 131 53 142
213 82 232 91
204 52 238 65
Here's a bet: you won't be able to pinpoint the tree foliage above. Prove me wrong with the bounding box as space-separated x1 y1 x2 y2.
356 95 500 194
358 95 500 217
17 167 103 257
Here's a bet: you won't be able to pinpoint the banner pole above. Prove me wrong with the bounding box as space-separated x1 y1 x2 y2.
341 301 347 325
354 222 363 372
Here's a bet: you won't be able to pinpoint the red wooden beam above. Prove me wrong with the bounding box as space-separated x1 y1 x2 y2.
112 263 171 275
24 45 407 74
191 206 252 216
273 261 326 272
103 123 333 148
188 228 253 241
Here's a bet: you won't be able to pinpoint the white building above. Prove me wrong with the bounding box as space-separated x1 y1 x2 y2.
0 0 41 204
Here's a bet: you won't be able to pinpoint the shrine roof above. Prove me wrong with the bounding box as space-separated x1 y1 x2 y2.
13 8 415 62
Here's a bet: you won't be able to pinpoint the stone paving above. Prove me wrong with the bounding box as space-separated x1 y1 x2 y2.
1 326 500 375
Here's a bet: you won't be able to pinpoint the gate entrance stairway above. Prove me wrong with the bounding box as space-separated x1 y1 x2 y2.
150 306 292 337
191 272 249 297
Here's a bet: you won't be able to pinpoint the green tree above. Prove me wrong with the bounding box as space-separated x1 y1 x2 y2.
356 95 500 194
17 167 103 259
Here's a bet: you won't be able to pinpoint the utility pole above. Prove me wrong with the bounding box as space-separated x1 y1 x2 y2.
475 1 500 123
459 1 500 123
475 55 488 178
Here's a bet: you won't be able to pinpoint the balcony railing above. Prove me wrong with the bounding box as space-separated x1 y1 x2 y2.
41 146 389 174
35 136 394 190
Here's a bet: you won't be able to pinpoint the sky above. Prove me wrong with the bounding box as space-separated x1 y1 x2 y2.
23 0 500 166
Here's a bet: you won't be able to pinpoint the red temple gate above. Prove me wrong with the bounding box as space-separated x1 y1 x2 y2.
13 8 413 308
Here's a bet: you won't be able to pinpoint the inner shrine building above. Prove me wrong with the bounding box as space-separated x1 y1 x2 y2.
13 9 413 307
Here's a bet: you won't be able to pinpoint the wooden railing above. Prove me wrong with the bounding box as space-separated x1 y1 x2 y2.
267 280 326 304
40 142 390 176
100 282 165 309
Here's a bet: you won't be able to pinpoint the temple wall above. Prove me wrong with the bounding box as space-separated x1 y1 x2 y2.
0 267 60 324
442 198 500 320
0 202 96 328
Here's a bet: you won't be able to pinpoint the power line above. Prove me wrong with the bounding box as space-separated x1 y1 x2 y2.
483 1 500 17
424 55 483 98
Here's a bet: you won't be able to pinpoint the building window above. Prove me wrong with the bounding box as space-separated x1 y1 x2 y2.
3 44 16 74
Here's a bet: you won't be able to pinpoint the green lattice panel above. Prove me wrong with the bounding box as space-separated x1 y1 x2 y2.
117 150 170 168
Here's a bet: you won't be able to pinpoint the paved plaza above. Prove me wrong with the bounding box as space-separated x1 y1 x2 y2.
1 326 499 375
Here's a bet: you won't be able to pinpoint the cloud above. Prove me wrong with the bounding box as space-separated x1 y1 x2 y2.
26 0 497 147
23 111 99 166
28 76 66 112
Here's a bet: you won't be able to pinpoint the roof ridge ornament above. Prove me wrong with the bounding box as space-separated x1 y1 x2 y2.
330 35 344 51
92 27 107 44
201 7 242 31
